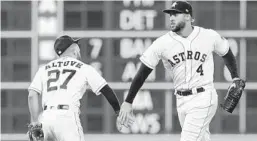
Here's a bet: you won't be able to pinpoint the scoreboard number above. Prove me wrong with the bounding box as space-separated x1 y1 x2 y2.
89 38 103 59
88 38 104 76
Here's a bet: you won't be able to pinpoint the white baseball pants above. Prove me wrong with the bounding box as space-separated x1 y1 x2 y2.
39 107 85 141
176 88 218 141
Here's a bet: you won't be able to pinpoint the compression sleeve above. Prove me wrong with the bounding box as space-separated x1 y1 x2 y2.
100 84 120 115
222 48 239 79
125 63 153 104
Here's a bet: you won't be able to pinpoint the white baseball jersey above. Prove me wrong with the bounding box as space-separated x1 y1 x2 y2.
140 26 229 90
28 56 107 109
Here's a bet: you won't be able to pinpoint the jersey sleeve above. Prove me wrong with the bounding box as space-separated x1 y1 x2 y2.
212 30 230 56
28 67 43 94
140 40 161 69
85 66 107 95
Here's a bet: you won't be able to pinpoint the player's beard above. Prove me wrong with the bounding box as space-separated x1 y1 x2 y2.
170 21 186 33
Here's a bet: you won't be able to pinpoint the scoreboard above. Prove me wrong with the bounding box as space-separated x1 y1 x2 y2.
2 0 257 134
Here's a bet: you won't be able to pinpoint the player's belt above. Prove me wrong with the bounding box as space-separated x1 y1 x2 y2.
176 87 205 96
44 105 69 110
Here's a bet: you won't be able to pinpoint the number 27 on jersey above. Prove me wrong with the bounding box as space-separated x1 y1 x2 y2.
47 69 76 92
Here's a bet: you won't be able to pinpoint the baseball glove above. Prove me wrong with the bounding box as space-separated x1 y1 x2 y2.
221 78 246 113
28 122 44 141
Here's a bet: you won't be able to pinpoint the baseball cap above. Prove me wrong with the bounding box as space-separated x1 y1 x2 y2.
163 1 193 16
54 35 79 56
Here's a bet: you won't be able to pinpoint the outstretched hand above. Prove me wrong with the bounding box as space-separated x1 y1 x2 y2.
116 102 135 131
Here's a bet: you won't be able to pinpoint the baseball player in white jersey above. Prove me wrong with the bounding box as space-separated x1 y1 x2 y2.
28 35 120 141
118 1 245 141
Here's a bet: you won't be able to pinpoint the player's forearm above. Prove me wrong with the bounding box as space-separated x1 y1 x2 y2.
28 91 41 122
101 85 120 115
222 48 239 79
125 63 153 104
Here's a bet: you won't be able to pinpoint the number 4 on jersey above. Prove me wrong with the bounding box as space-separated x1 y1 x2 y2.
196 64 204 76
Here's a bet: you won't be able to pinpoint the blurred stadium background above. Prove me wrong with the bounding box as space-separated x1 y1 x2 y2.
1 0 257 141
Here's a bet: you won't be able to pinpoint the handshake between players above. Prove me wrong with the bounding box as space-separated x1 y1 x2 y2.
116 102 135 130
